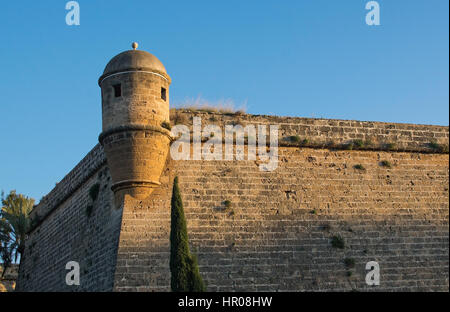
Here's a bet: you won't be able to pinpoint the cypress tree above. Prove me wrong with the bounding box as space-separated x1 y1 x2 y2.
170 176 205 292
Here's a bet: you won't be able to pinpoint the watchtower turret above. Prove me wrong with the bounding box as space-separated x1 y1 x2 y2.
98 43 171 202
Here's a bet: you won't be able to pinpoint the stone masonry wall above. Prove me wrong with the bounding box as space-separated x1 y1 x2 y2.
27 144 106 223
17 112 449 291
114 146 449 292
171 110 449 153
16 161 123 291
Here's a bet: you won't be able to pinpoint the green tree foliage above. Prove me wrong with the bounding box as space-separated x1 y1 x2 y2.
0 191 34 276
170 177 205 292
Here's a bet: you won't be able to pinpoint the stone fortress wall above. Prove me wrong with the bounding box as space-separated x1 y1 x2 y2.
16 111 449 291
15 147 122 291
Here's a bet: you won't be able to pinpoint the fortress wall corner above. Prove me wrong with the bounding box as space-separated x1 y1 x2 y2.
16 145 123 291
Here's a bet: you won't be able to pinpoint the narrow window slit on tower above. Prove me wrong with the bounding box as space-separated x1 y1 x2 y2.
113 84 121 97
161 87 167 101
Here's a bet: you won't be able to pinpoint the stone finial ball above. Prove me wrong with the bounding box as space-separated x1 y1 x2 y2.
132 42 138 50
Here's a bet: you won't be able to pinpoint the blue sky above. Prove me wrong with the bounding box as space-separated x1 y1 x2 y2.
0 0 448 201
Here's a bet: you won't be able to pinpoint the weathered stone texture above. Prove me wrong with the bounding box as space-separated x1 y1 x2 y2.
114 144 449 292
17 112 449 292
171 111 449 152
101 72 170 130
28 144 106 223
16 165 122 291
100 70 171 201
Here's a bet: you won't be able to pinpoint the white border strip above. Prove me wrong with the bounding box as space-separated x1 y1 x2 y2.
100 70 168 84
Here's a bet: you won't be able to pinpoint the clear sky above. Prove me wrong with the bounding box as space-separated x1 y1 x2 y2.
0 0 448 201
